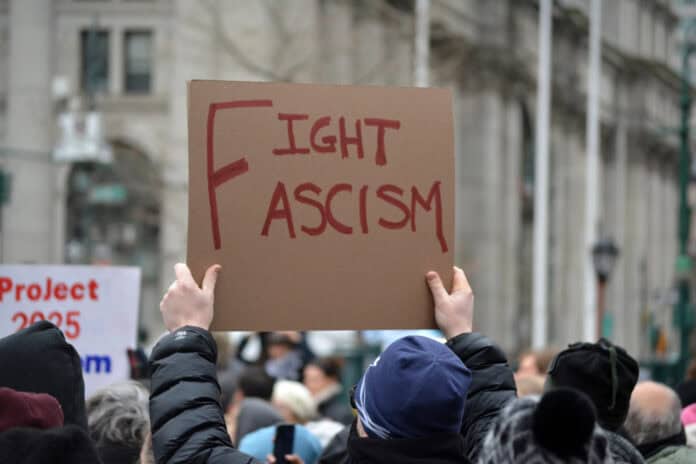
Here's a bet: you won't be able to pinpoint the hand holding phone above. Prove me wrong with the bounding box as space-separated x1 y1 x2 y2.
273 424 295 464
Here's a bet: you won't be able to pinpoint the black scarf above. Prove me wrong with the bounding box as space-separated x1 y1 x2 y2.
347 422 470 464
636 427 687 459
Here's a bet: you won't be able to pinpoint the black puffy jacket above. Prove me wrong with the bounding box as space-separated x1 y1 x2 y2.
149 327 260 464
150 329 514 464
445 332 517 462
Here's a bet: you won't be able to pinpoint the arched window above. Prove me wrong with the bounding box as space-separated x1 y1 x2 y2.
65 140 160 341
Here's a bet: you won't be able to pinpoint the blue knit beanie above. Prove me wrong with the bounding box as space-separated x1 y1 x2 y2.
354 335 471 439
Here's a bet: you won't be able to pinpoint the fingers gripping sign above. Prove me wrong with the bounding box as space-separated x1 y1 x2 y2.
160 263 221 332
426 266 474 339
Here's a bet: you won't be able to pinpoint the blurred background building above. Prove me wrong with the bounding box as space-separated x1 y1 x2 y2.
0 0 693 359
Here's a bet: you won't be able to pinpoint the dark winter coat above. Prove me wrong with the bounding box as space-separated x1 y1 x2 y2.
0 320 88 429
604 428 644 464
445 332 517 461
149 326 260 464
346 422 470 464
317 389 354 425
0 321 101 463
0 425 102 464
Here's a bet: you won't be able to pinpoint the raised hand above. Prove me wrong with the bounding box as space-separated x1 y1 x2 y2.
159 263 220 332
426 266 474 339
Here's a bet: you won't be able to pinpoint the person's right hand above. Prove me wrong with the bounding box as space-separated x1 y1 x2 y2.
426 266 474 339
159 263 220 332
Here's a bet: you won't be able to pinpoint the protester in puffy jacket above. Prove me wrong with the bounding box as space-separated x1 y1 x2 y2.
87 380 150 464
0 322 102 463
149 263 515 464
546 339 644 464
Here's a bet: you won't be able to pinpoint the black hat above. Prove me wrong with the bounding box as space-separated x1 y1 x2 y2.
479 388 612 463
547 338 639 432
0 321 87 430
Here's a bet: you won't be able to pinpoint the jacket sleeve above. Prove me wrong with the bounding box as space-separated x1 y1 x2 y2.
149 326 260 464
447 332 516 462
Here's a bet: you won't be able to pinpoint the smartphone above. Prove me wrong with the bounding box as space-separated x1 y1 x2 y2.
273 424 295 464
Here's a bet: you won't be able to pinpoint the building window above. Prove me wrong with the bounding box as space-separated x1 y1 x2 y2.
124 30 153 94
81 29 110 94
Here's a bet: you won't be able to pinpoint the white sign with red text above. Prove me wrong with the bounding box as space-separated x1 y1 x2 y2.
0 265 141 395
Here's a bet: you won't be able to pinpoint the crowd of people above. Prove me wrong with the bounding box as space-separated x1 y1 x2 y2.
3 262 696 463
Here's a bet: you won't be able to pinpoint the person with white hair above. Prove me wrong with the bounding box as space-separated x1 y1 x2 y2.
272 380 318 424
272 380 344 447
86 380 150 464
624 381 696 463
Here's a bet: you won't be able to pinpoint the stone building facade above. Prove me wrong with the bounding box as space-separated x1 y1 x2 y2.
0 0 687 356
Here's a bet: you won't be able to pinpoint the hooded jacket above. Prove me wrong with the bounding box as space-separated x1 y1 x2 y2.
0 321 102 464
0 320 87 429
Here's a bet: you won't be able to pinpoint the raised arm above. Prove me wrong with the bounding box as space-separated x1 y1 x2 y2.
426 267 517 462
149 263 259 464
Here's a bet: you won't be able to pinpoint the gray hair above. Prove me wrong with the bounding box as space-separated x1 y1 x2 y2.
624 384 682 445
86 380 150 448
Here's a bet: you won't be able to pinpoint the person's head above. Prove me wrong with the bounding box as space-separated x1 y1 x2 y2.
517 348 558 378
479 388 612 463
86 381 150 464
624 381 683 447
353 335 471 439
303 357 342 397
272 380 318 424
686 360 696 381
237 365 276 402
546 338 639 431
266 332 301 360
516 374 545 397
0 321 88 429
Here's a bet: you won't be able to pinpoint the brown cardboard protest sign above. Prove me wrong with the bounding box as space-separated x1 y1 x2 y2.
187 80 453 331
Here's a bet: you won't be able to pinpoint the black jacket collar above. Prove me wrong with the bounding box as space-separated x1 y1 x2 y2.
347 422 470 464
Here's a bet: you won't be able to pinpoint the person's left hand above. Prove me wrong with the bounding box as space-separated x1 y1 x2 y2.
159 263 220 332
426 266 474 339
266 454 305 464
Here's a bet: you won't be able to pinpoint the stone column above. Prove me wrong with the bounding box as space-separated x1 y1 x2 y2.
624 150 648 356
609 108 628 347
2 0 56 263
453 89 518 352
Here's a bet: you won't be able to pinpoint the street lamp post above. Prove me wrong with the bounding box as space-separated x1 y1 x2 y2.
592 238 620 339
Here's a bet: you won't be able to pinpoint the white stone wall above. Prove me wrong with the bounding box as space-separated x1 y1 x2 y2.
0 0 689 354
